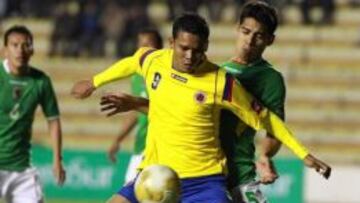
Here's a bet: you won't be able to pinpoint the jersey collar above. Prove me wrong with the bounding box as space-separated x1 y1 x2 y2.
3 59 10 73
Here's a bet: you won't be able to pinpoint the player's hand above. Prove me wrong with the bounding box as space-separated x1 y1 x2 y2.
53 161 66 186
100 93 137 116
108 142 120 163
304 154 331 179
256 155 278 184
71 79 95 99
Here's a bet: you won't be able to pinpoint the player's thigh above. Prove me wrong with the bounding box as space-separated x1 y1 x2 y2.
5 168 43 203
114 178 138 203
231 181 267 203
182 175 230 203
106 194 132 203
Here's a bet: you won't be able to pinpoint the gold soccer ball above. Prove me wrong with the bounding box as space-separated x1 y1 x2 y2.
134 164 181 203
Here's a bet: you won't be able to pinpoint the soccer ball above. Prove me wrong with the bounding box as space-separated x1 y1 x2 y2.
134 164 181 203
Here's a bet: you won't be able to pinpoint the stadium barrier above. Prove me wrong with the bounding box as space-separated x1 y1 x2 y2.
32 145 304 202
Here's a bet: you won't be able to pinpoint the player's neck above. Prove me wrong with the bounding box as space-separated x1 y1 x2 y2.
9 64 28 76
232 55 262 66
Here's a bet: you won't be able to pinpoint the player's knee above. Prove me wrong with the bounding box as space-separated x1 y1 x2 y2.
106 194 132 203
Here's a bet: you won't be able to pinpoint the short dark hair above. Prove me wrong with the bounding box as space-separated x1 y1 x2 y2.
138 27 163 49
4 25 33 46
172 13 209 42
238 1 278 35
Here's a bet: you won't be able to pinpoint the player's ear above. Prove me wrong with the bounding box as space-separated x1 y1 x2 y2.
267 34 275 46
201 40 209 52
169 37 174 48
202 40 209 52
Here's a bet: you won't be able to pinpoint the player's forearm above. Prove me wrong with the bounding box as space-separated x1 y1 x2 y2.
48 118 63 163
261 112 309 159
132 97 149 114
260 134 282 158
93 57 138 88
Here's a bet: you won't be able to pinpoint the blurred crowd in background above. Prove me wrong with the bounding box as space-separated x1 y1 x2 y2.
1 0 359 58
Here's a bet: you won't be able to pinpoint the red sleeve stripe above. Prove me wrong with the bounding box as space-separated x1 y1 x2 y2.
223 73 234 102
139 49 156 67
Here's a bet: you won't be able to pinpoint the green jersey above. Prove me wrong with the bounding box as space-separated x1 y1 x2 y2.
131 73 148 154
220 59 286 188
0 61 59 171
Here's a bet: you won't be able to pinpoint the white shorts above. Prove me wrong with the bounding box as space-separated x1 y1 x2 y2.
0 167 43 203
231 180 267 203
124 154 143 183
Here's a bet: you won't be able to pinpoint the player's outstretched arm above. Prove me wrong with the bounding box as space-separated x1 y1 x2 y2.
48 118 66 185
108 113 138 163
304 154 331 179
219 75 332 179
100 92 149 116
71 79 96 99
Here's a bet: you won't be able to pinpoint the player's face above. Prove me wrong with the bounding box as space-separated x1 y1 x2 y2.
137 33 158 49
4 32 33 71
236 17 274 62
171 31 207 73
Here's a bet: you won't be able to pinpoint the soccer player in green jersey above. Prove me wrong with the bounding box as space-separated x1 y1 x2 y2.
220 1 302 202
107 28 163 183
0 25 65 202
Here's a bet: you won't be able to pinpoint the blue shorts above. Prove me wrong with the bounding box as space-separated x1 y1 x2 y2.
118 174 230 203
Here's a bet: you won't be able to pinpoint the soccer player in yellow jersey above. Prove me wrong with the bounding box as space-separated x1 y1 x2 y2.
72 14 331 203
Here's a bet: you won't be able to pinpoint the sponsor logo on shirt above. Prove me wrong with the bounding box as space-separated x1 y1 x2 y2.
171 73 188 83
194 91 206 104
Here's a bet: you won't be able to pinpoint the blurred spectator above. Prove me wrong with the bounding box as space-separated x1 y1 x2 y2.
115 0 153 57
0 0 7 18
48 1 81 57
300 0 335 25
21 0 57 18
269 0 290 24
234 0 289 24
100 0 127 57
4 0 23 17
166 0 202 21
205 0 226 23
77 0 105 57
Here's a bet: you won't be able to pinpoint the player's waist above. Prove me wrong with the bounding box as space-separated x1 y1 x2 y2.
139 150 225 178
140 159 225 178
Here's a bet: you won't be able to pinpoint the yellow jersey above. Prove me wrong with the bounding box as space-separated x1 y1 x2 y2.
94 48 309 178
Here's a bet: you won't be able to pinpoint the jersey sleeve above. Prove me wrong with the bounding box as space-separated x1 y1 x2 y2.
39 75 60 120
217 73 309 159
93 47 155 88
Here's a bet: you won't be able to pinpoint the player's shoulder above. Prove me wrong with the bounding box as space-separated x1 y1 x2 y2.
136 47 170 67
256 60 284 81
28 66 52 82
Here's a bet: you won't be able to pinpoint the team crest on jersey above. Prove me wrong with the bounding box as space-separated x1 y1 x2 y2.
251 100 263 114
12 86 22 101
194 91 206 104
151 72 161 89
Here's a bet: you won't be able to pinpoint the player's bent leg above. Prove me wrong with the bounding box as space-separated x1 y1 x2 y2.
181 174 230 203
124 154 142 183
5 168 44 203
231 180 267 203
106 194 132 203
109 178 139 203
